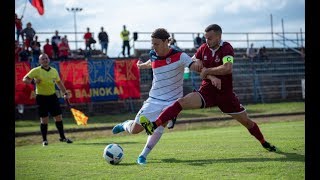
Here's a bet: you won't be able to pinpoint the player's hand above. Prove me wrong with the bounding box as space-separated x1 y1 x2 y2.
192 59 203 72
136 60 143 69
207 75 221 90
200 67 208 79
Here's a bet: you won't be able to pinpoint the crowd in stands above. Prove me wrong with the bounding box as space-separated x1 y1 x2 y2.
15 13 303 64
15 13 117 63
15 13 213 63
243 43 271 62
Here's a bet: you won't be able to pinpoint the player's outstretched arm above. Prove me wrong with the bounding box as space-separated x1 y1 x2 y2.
137 59 152 69
189 56 203 73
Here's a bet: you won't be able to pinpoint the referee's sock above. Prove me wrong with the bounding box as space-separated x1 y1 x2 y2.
40 123 48 141
55 121 66 139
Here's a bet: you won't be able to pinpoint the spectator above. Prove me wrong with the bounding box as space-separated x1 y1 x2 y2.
51 30 61 60
30 35 41 63
19 43 31 62
194 33 202 49
84 27 93 51
169 33 177 46
120 25 130 57
15 40 23 62
246 43 257 61
169 33 182 51
201 34 206 44
98 26 109 56
15 13 23 43
64 35 69 44
20 22 36 50
58 37 70 61
258 46 270 62
43 38 54 60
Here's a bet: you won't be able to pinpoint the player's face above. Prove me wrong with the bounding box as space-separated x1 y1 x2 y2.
151 38 169 56
205 30 221 49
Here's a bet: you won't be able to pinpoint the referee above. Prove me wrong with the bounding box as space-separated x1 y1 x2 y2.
23 53 73 146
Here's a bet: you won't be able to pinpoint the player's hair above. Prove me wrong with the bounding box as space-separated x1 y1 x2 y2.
205 24 222 34
151 28 170 41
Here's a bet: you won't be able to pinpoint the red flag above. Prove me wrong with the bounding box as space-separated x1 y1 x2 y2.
29 0 44 15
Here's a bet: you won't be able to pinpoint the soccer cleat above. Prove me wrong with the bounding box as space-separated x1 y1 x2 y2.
112 122 125 134
60 138 73 144
262 141 277 152
167 117 177 129
139 116 155 135
137 155 147 165
42 141 48 146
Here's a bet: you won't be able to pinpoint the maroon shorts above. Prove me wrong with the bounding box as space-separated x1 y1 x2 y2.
197 84 245 114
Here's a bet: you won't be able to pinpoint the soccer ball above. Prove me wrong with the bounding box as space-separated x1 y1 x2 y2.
103 143 124 165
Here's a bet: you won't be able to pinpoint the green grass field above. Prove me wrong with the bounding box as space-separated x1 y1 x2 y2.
15 102 304 133
16 119 305 179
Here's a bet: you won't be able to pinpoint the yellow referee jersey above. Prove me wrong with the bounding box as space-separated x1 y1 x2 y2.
25 66 61 95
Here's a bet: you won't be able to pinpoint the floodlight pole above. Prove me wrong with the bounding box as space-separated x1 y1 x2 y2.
66 7 83 50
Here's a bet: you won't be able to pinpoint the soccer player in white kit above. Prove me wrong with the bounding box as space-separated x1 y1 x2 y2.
112 28 206 165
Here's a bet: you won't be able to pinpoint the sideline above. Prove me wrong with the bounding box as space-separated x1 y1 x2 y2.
15 112 305 137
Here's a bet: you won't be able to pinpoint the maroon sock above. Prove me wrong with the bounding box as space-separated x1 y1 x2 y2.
248 122 265 144
155 101 182 127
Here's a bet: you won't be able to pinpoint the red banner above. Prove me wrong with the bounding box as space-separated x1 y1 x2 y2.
15 59 141 105
59 60 91 103
114 59 141 99
15 62 35 105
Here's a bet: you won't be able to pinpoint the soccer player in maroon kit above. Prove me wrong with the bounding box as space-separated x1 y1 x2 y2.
140 24 277 152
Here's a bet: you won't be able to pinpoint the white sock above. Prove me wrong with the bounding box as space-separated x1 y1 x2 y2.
122 120 134 134
139 126 164 158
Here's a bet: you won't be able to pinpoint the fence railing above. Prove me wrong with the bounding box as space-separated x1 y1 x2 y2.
132 31 305 50
16 30 304 54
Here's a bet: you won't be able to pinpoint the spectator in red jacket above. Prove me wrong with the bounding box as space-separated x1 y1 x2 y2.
15 13 23 43
84 27 93 51
43 38 54 60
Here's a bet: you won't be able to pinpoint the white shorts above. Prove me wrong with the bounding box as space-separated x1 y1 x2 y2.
134 98 175 124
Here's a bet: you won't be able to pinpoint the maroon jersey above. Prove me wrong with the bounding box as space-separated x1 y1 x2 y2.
195 41 234 93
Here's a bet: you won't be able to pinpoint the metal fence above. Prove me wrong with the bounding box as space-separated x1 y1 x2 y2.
132 31 305 52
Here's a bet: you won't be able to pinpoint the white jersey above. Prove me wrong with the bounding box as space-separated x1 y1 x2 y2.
146 49 193 105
